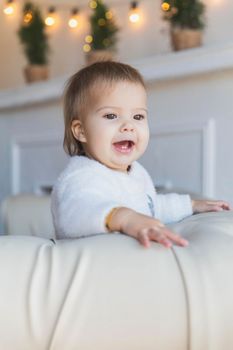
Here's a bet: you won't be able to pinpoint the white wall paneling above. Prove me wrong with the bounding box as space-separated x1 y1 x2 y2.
11 133 68 195
141 119 216 197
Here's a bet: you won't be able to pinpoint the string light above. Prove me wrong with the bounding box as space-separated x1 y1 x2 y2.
2 0 141 28
161 1 178 18
3 0 15 15
161 2 170 12
103 38 110 47
68 8 79 28
85 35 93 44
105 11 113 20
129 1 140 24
98 18 106 26
2 0 179 32
23 9 33 24
45 6 56 27
89 1 97 10
83 34 93 52
83 44 91 52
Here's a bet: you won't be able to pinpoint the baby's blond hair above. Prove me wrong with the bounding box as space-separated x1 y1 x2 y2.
63 61 146 156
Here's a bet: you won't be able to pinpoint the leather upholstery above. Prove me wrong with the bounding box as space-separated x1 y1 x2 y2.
0 195 233 349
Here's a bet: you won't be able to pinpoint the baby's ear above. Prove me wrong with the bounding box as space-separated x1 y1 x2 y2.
71 120 87 143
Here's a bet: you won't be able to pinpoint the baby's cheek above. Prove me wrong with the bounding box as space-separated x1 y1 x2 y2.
140 129 150 148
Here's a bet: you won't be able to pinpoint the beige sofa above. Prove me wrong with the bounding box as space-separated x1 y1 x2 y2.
1 194 233 350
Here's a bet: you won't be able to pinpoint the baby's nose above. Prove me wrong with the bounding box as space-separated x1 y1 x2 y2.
120 121 134 132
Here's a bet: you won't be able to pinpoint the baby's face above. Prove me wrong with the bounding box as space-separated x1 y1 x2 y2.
74 81 149 172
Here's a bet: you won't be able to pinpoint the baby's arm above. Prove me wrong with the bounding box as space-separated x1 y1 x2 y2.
106 207 189 248
154 193 193 224
53 188 120 238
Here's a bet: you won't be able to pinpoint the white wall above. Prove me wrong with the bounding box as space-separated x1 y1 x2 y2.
0 0 233 90
143 69 233 203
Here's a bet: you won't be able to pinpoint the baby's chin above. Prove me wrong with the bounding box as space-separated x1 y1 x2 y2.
93 157 128 171
89 152 140 171
106 159 136 172
108 165 130 173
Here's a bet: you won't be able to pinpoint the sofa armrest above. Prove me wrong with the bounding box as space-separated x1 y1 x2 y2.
1 194 55 238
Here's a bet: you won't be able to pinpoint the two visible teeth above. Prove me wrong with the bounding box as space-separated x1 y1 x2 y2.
121 144 130 149
113 140 135 150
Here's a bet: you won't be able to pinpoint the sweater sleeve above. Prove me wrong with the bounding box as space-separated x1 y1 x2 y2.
137 162 193 224
51 173 121 239
154 193 193 224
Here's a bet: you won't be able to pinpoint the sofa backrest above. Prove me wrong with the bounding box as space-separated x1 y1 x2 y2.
1 194 55 238
1 211 233 349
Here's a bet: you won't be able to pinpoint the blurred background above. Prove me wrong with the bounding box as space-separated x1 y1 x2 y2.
0 0 232 89
1 0 233 233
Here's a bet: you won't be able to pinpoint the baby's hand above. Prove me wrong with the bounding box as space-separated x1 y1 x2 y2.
108 207 188 249
192 199 231 214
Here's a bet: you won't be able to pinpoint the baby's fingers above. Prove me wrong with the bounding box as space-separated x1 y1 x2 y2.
138 227 188 249
165 229 189 247
137 229 151 248
218 201 231 210
206 201 231 211
137 229 171 248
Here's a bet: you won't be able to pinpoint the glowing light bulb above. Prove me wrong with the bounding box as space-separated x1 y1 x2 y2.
85 35 93 44
105 11 113 20
45 7 56 27
3 0 14 15
129 13 140 23
23 11 33 24
45 16 55 26
68 18 78 28
98 18 106 26
103 38 110 47
68 8 79 29
89 1 97 9
161 2 170 12
83 44 91 53
129 1 140 24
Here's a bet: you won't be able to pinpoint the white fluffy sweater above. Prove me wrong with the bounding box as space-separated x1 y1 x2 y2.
51 156 193 239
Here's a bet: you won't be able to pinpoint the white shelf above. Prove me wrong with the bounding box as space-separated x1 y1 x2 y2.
133 41 233 82
0 75 69 111
1 42 233 111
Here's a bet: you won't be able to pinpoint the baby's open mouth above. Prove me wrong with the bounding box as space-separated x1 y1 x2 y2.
112 140 135 154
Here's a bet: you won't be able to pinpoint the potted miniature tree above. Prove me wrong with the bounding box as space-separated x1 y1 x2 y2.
18 1 50 83
162 0 206 51
85 0 119 65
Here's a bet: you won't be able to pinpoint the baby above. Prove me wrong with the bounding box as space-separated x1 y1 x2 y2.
51 61 230 248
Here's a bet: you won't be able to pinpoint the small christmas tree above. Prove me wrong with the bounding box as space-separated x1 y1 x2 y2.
163 0 205 29
89 0 119 51
18 2 49 65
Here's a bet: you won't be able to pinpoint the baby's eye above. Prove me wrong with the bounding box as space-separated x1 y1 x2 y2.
134 114 145 120
103 113 117 120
